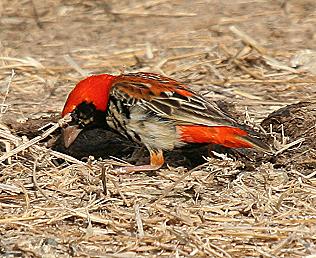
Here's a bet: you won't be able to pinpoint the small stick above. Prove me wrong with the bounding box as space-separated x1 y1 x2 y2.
229 26 267 54
32 158 49 199
120 0 170 12
0 140 12 164
0 129 21 143
1 69 14 114
220 44 263 79
108 175 130 207
274 138 305 155
46 149 87 166
111 11 196 17
134 203 144 237
15 182 30 214
100 166 107 195
63 54 90 76
0 114 71 163
0 183 22 193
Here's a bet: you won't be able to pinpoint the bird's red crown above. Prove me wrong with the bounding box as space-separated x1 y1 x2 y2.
62 74 115 117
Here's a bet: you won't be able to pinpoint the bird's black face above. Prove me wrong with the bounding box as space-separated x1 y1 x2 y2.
70 102 101 129
63 101 107 148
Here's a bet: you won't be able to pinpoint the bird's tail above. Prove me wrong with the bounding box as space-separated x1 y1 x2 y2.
234 133 273 154
179 125 273 153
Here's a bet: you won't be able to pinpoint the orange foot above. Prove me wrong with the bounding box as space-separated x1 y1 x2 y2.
116 149 164 173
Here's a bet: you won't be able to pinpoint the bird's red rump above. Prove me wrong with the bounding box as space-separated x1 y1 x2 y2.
178 125 253 148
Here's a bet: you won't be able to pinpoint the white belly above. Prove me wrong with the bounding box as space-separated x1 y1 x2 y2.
127 106 183 151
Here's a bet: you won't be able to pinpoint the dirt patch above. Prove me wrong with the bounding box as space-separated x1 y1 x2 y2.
262 101 316 170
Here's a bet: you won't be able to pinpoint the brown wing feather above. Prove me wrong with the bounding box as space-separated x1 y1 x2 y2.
112 72 238 127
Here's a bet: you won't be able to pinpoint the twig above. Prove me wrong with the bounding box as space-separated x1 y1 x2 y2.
134 203 144 237
46 148 87 166
0 114 71 163
100 166 107 195
291 169 316 179
0 129 21 143
274 138 305 155
271 233 295 256
220 44 263 79
229 25 267 54
233 59 264 79
263 55 298 73
120 0 170 12
0 139 12 164
111 11 196 17
0 217 39 224
15 182 30 214
32 158 49 199
108 175 130 207
0 183 22 193
1 69 14 114
63 54 90 76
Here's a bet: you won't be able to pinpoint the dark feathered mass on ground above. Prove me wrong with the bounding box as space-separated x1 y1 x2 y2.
1 1 316 257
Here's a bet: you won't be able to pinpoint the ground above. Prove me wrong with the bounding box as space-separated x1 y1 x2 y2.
1 0 316 257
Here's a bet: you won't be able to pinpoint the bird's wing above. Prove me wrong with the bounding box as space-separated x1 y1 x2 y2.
111 72 238 127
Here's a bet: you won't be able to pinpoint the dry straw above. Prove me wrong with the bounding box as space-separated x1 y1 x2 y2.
1 1 316 256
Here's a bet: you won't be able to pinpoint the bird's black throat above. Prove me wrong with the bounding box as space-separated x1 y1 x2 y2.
70 101 108 130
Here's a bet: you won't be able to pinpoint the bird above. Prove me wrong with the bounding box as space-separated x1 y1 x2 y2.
61 72 272 172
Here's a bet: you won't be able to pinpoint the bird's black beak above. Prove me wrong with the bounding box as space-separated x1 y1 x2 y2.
63 125 82 148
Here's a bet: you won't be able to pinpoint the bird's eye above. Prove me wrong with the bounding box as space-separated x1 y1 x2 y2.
71 102 97 128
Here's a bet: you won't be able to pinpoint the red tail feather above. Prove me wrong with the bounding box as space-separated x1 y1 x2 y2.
178 125 253 148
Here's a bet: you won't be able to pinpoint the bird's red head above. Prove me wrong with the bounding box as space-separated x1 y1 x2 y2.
62 74 116 117
61 74 116 148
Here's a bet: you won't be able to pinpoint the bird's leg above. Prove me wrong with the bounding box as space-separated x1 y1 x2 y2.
149 149 164 168
116 149 164 173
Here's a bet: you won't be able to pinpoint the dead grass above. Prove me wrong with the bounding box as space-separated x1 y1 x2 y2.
1 0 316 257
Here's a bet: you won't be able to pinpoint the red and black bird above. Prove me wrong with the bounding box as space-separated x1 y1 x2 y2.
61 72 271 171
